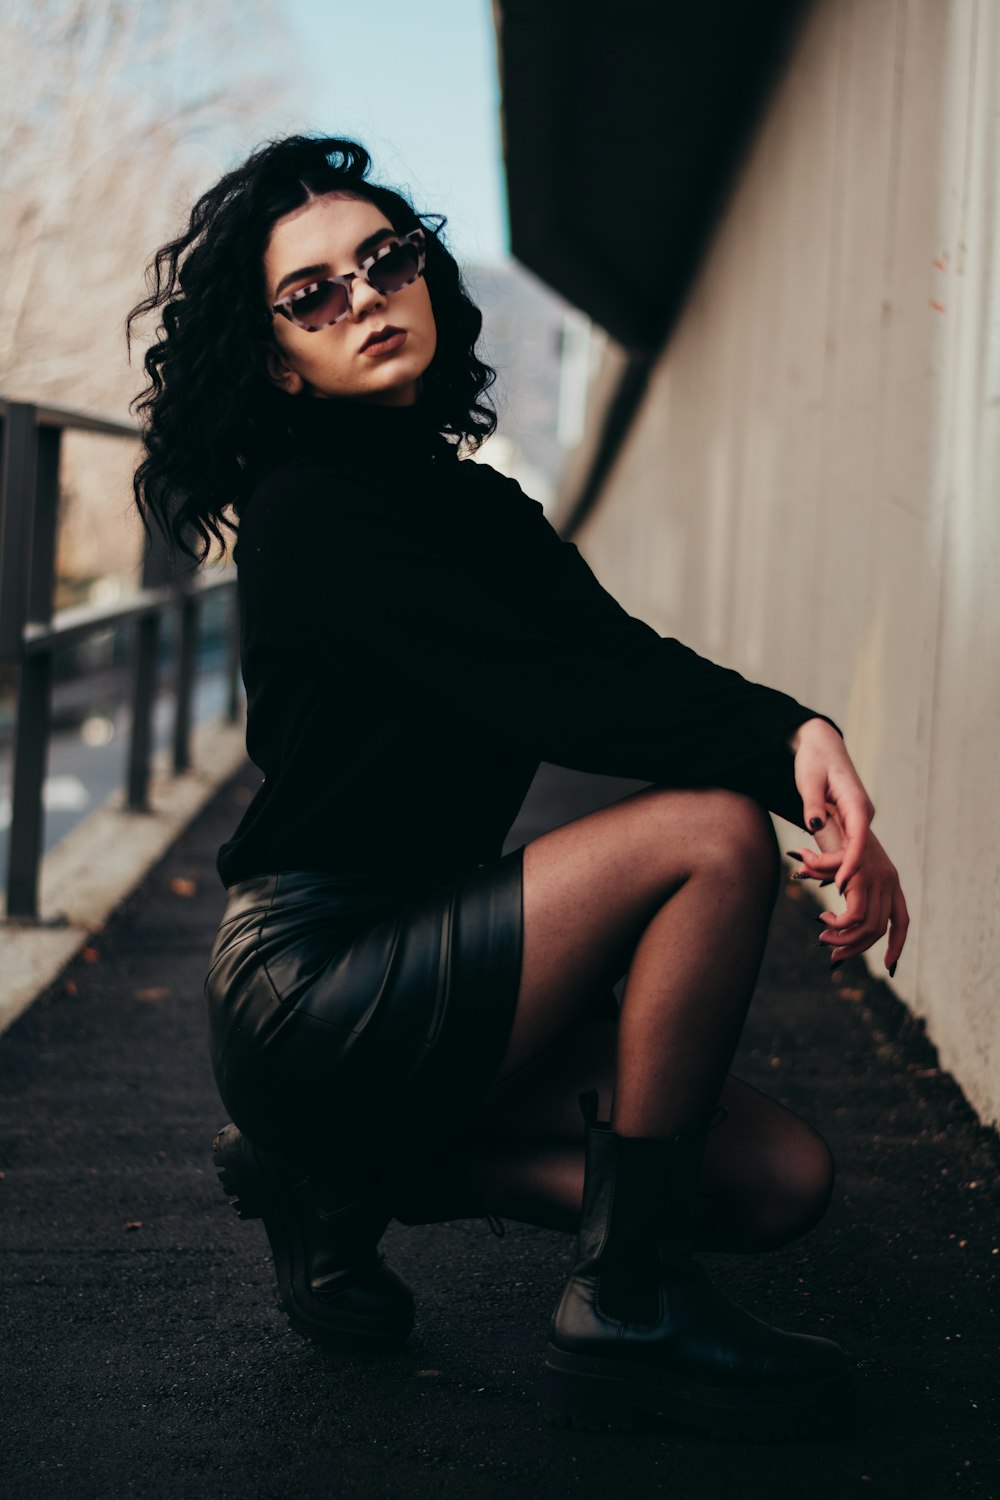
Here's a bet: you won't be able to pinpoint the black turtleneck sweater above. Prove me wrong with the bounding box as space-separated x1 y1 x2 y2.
215 394 841 889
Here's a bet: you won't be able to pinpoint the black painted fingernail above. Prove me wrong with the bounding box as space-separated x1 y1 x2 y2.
809 817 824 831
786 850 804 862
889 961 897 978
830 961 843 973
820 879 834 888
814 914 827 923
838 882 847 896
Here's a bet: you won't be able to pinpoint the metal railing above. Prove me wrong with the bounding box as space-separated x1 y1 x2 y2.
0 397 241 925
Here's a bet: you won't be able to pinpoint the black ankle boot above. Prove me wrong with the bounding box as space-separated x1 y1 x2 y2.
542 1090 856 1440
212 1123 415 1350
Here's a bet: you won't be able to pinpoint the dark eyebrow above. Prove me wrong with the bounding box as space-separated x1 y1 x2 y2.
353 226 398 261
273 263 328 299
273 227 397 300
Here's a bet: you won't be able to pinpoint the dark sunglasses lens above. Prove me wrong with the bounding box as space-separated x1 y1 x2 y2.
288 281 349 329
368 242 421 293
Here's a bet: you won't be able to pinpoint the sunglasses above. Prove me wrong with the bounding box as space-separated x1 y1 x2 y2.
269 228 427 332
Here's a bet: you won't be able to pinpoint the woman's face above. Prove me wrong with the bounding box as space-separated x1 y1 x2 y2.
262 192 437 406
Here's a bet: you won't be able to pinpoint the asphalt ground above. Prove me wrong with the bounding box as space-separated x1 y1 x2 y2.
2 758 998 1500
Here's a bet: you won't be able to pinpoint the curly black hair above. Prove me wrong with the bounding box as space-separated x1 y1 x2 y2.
126 134 498 570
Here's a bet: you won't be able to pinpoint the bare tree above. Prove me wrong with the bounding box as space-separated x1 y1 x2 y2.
0 0 296 583
0 0 294 415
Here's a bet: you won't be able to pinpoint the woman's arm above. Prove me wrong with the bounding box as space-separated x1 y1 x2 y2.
500 485 906 969
466 466 850 827
469 467 849 748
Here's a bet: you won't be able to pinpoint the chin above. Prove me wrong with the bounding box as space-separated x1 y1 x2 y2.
368 360 428 403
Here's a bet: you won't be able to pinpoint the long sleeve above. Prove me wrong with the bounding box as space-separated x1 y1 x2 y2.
474 468 843 749
242 458 841 830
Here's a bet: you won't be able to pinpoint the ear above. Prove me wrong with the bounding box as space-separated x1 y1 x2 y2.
264 344 305 395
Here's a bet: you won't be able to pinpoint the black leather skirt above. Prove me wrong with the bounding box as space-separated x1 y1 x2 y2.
203 846 524 1197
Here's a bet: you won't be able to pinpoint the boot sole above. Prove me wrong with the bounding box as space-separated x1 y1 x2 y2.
541 1345 856 1440
212 1125 414 1352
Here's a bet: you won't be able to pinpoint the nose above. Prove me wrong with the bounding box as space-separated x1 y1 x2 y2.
350 272 387 320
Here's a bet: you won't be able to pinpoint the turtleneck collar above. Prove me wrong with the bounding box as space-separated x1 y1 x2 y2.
275 390 457 471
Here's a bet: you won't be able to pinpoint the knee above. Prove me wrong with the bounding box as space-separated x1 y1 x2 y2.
790 1129 836 1236
792 1132 836 1241
756 1129 836 1250
694 790 781 899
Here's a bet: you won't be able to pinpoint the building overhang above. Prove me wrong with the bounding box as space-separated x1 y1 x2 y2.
493 0 809 356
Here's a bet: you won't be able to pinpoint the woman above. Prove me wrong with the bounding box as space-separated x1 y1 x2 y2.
127 135 908 1441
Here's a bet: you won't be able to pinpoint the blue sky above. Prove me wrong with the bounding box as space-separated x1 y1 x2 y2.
274 0 508 265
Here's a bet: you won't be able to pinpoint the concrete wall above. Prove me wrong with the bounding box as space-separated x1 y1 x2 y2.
570 0 1000 1127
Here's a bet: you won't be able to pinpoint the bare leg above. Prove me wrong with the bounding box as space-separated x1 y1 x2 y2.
477 784 782 1123
453 784 834 1245
611 817 777 1136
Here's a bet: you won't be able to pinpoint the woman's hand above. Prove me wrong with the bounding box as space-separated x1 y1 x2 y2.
786 717 875 891
788 806 910 978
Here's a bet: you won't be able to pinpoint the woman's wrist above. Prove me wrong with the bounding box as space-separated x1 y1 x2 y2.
786 716 840 754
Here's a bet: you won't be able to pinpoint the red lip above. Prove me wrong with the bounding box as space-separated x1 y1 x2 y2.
360 325 405 351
